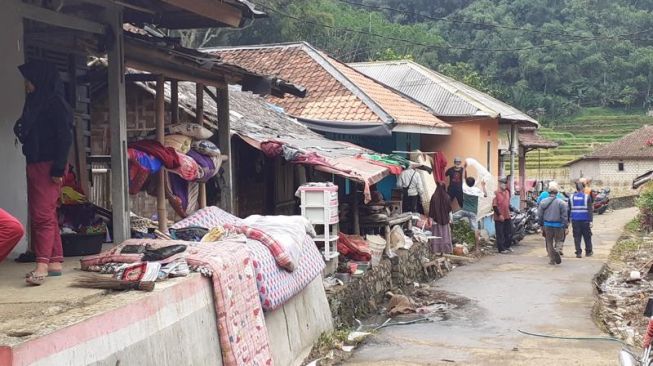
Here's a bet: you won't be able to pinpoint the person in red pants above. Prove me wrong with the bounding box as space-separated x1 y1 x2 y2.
14 60 73 285
0 209 25 263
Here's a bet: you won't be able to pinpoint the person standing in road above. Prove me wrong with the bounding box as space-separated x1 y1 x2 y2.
445 157 465 209
396 167 423 213
538 181 569 265
569 181 593 258
492 177 513 254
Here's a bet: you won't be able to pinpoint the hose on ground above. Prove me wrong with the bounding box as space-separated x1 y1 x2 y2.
518 329 631 347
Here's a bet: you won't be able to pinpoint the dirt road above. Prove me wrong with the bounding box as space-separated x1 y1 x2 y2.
344 208 637 366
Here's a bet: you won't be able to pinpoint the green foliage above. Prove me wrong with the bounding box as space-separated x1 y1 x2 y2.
452 220 476 249
212 0 653 119
636 183 653 214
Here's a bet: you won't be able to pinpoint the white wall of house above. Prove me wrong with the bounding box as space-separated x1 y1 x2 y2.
569 158 653 196
568 160 601 181
0 8 28 257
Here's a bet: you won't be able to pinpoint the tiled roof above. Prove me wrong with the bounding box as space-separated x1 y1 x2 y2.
565 125 653 165
518 127 558 149
586 125 653 159
206 43 450 131
351 60 538 125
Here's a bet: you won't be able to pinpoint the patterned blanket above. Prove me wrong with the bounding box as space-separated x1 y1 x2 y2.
172 206 325 311
185 241 273 366
81 239 274 366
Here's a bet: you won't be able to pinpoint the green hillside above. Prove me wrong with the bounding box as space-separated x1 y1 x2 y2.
525 108 653 170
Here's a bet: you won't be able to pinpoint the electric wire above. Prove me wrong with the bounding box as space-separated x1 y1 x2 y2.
250 1 652 54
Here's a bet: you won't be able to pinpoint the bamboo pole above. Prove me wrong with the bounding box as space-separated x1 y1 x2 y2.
155 75 167 232
196 83 207 208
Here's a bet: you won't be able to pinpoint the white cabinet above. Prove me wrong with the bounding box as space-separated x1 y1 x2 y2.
298 184 339 261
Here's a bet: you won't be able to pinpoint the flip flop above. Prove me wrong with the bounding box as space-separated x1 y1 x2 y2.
25 271 46 286
48 271 62 277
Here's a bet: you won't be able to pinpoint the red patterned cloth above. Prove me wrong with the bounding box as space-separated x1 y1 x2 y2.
337 233 372 261
129 140 181 169
260 141 283 158
226 224 296 272
170 153 200 181
128 148 151 194
186 241 273 366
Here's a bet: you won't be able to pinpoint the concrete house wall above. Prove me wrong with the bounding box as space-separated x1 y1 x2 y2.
0 9 28 257
422 118 500 177
568 158 653 196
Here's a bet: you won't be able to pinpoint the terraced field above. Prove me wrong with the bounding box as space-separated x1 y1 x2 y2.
524 108 653 171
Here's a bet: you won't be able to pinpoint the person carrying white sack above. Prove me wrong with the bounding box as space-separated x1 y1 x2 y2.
454 158 489 250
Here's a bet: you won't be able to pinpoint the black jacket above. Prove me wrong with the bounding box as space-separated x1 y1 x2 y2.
15 60 73 177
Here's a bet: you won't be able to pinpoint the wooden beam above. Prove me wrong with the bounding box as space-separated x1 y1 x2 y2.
160 0 243 27
155 75 168 232
217 86 234 212
171 80 179 124
18 1 106 35
105 6 130 244
125 59 226 88
196 83 207 209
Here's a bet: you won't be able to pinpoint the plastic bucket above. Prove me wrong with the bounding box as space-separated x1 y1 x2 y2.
366 235 386 267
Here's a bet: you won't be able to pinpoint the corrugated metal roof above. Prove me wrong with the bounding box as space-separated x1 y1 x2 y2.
350 60 538 125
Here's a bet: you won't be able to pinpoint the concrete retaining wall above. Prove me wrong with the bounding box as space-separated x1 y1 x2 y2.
1 275 331 366
610 195 637 210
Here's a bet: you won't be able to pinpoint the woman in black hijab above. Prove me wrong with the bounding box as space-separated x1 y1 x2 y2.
15 60 73 285
429 181 453 254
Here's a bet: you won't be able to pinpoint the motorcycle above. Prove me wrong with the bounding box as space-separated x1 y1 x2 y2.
618 297 653 366
592 188 611 215
524 197 540 234
510 209 527 245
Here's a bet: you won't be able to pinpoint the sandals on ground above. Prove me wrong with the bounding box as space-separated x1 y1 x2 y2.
25 271 46 286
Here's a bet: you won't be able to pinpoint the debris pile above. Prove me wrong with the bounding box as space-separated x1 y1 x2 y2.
596 235 653 346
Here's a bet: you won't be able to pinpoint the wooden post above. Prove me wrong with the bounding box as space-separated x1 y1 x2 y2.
216 86 234 212
155 75 167 232
509 123 517 196
352 186 360 235
171 80 179 124
196 83 207 208
519 146 527 209
106 6 130 244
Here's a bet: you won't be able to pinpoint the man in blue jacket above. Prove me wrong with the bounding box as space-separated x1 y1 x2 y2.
569 181 593 258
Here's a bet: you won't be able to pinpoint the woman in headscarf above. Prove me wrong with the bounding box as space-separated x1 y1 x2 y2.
429 181 453 254
15 60 73 285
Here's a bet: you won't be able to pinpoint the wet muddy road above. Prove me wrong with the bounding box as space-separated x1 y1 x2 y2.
344 208 637 366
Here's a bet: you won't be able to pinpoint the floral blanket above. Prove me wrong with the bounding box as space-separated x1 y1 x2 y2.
186 241 273 366
81 239 274 366
172 206 325 311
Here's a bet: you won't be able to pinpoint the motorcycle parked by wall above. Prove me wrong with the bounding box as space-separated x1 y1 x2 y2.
510 209 527 245
593 188 611 215
524 197 540 234
619 297 653 366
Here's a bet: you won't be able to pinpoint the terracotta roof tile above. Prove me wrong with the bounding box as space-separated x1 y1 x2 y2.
580 125 653 160
209 43 450 130
518 127 558 149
